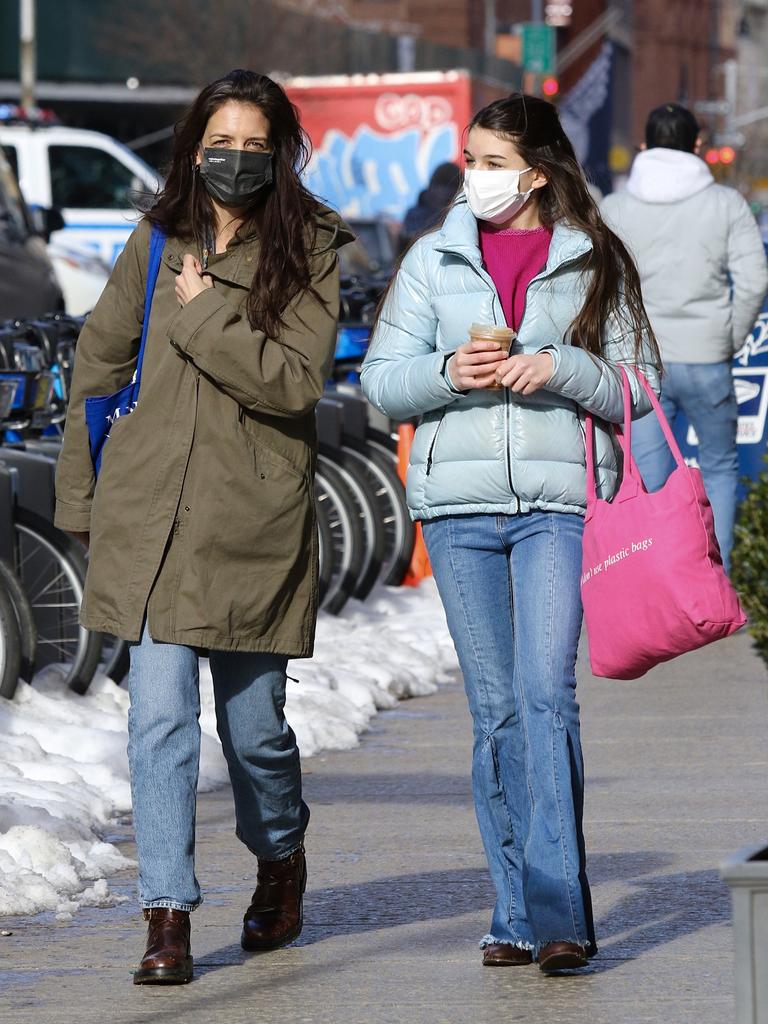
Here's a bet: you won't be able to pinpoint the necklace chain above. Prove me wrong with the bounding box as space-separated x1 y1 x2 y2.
201 217 242 271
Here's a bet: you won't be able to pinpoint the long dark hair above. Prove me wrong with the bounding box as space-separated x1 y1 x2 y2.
146 69 325 337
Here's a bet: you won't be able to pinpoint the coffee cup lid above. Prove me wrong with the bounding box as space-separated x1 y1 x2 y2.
469 323 516 339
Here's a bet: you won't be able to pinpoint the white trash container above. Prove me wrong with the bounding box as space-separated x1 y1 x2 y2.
721 842 768 1024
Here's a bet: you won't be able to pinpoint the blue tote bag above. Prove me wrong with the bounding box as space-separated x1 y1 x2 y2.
84 225 166 476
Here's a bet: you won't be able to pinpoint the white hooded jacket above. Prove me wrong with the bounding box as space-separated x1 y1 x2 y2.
601 148 768 363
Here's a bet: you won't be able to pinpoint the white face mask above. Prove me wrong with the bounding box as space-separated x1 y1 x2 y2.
463 167 534 225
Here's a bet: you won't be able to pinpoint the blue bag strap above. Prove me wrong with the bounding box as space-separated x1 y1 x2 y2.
132 225 166 393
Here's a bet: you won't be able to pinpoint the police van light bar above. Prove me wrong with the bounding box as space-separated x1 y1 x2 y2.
0 104 60 126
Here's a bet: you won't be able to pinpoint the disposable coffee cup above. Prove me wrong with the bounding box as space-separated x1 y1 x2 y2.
469 324 516 389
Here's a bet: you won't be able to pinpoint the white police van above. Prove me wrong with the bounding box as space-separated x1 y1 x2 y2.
0 112 161 272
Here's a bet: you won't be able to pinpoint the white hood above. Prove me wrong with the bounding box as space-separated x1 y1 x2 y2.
626 148 714 204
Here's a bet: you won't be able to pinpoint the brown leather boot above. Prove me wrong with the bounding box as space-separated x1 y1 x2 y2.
482 943 534 967
133 908 193 985
241 845 306 951
538 940 588 973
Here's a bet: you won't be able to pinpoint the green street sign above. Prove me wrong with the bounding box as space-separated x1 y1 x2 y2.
522 22 556 74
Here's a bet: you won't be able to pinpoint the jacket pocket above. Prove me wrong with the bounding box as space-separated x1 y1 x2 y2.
237 407 307 480
425 408 447 476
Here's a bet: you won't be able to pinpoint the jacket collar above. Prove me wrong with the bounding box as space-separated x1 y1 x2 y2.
434 198 593 275
161 233 257 288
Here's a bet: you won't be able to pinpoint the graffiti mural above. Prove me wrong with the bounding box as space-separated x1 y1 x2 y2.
287 74 472 221
304 122 457 219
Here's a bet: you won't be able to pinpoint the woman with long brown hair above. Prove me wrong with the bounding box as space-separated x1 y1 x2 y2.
54 69 352 985
361 94 661 972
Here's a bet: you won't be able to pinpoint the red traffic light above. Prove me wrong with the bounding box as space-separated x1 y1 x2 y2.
719 145 736 164
704 148 720 165
542 76 559 97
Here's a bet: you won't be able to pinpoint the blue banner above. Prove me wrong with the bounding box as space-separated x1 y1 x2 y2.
674 252 768 496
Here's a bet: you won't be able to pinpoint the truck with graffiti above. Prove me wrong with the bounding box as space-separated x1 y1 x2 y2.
285 70 473 222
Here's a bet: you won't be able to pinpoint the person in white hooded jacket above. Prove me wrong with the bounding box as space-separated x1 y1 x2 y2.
601 103 768 572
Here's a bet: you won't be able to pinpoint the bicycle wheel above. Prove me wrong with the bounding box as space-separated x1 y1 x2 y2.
319 445 385 601
365 426 399 459
0 575 22 699
100 634 130 685
0 558 37 682
340 437 415 587
315 460 365 615
315 491 334 605
13 509 103 695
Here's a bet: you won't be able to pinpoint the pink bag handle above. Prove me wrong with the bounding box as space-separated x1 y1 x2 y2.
584 366 685 504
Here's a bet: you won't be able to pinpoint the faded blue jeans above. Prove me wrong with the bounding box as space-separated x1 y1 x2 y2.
631 361 738 573
423 512 596 956
127 625 309 912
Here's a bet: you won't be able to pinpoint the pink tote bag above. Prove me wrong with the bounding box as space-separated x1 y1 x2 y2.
581 367 746 680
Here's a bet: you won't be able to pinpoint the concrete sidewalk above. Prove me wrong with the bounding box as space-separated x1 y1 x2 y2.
1 629 766 1024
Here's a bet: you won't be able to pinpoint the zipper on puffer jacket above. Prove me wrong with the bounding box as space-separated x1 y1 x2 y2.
425 408 447 475
504 394 520 513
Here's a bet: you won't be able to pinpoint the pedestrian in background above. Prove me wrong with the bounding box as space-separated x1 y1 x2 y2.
601 103 768 573
399 161 462 251
362 94 661 972
54 69 352 985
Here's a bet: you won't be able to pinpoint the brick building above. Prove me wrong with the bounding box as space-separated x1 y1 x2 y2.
340 0 736 147
631 0 734 142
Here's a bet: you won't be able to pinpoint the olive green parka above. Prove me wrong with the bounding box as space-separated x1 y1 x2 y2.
54 208 353 655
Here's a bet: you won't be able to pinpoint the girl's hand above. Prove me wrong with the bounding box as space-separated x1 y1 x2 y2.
447 341 507 390
496 352 554 395
175 254 213 306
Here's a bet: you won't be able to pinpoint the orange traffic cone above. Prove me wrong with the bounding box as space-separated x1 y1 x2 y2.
396 423 432 586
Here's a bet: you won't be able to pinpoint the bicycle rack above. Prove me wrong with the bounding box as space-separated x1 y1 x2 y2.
0 447 57 521
324 387 368 441
0 463 17 563
0 447 73 674
316 397 344 449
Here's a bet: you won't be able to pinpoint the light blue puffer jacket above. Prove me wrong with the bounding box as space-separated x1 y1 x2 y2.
360 199 661 520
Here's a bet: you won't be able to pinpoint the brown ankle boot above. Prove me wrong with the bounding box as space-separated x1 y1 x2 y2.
241 845 306 951
133 908 193 985
538 940 588 973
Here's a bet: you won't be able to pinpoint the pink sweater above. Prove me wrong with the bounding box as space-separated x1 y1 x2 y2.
478 223 553 332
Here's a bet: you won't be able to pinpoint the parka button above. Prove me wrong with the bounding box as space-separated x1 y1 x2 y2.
184 506 190 512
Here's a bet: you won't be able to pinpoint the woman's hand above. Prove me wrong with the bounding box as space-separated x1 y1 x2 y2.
446 341 507 391
496 352 554 395
175 254 213 306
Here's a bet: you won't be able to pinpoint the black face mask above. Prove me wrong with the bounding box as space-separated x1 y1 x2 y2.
198 148 273 207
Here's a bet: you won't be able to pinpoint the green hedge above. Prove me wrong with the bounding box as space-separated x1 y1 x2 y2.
732 460 768 667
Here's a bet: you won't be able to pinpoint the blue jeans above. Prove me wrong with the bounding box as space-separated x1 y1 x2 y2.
631 361 738 573
127 626 309 912
423 512 595 955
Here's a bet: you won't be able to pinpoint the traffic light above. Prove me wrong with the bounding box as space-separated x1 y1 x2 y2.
542 76 559 97
703 146 737 166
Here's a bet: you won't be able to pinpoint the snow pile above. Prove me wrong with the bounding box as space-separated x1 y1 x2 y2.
0 581 456 918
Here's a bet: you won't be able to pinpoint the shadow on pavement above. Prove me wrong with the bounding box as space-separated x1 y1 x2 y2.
589 866 731 972
194 854 726 976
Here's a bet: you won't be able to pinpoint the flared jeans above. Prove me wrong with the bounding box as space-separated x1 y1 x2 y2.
423 511 596 955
